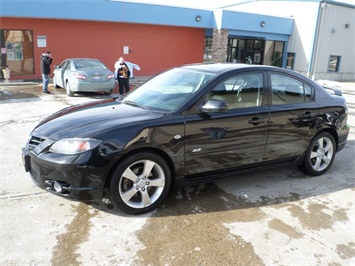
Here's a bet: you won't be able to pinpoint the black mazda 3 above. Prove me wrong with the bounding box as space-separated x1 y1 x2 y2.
22 64 349 214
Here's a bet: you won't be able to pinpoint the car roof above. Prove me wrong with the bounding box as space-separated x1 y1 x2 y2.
67 58 101 61
180 63 297 75
179 63 315 84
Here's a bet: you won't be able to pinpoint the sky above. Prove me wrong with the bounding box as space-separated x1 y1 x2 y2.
119 0 355 9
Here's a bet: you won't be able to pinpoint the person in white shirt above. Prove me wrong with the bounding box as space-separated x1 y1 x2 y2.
114 57 130 98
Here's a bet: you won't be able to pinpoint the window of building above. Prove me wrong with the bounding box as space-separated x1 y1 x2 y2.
203 37 213 63
287 53 295 69
0 30 34 75
328 55 340 72
264 41 284 67
271 73 312 105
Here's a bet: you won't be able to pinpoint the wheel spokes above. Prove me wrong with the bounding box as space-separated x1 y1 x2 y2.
119 159 166 209
121 186 139 204
141 189 152 207
148 177 165 188
311 137 333 171
122 167 139 182
142 160 155 178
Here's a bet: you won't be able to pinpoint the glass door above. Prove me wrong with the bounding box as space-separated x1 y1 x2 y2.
227 38 265 65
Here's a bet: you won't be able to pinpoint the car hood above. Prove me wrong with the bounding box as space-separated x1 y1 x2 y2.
33 99 165 139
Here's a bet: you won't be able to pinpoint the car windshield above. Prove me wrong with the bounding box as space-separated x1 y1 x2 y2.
74 60 107 70
123 68 216 112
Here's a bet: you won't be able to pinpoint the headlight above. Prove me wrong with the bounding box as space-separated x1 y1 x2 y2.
49 138 101 155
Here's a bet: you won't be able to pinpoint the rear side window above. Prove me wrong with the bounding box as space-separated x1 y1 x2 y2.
271 73 312 105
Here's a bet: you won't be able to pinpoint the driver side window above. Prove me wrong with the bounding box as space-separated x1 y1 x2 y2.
208 73 264 109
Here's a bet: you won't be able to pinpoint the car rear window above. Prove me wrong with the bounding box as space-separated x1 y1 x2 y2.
74 60 106 70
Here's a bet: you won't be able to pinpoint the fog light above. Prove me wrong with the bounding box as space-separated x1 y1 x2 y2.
53 181 63 193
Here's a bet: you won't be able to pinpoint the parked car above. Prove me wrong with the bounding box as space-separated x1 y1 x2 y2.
52 58 115 96
22 64 349 214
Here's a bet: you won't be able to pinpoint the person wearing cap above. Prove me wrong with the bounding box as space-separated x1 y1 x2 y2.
40 51 53 94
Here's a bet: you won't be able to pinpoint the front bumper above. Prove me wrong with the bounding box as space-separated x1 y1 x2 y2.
21 147 107 201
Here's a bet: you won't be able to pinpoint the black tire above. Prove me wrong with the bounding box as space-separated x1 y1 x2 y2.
299 132 336 176
53 75 60 88
104 90 113 95
66 81 74 97
109 152 172 215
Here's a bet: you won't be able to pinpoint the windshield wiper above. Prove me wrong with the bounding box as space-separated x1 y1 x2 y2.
123 100 148 110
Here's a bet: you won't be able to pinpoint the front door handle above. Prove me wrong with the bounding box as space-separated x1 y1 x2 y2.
248 117 265 125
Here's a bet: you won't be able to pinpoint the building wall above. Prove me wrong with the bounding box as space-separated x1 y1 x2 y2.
284 1 319 75
1 18 205 80
312 3 355 80
223 0 355 81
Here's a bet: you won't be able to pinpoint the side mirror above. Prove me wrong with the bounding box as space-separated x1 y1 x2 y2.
200 99 228 113
54 65 59 69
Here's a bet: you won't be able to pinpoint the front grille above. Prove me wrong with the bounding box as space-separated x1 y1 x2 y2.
28 135 45 150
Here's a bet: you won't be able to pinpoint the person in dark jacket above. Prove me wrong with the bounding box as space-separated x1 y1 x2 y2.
40 51 53 94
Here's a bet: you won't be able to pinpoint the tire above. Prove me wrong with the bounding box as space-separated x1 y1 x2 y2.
109 152 172 215
300 132 336 176
104 90 113 95
53 76 60 88
66 81 74 97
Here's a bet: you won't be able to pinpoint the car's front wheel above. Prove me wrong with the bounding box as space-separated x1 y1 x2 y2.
109 152 172 215
66 81 74 97
300 132 336 176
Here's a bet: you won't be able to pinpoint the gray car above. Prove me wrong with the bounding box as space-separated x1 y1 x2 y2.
53 58 115 96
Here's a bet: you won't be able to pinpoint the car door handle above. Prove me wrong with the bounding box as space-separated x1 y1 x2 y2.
301 113 317 122
248 117 265 125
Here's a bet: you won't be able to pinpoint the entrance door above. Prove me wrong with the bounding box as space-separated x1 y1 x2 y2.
227 38 265 65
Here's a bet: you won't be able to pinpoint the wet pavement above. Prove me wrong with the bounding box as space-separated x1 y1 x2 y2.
1 80 354 265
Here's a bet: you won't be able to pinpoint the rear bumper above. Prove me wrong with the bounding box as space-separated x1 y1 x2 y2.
337 124 350 152
72 80 115 92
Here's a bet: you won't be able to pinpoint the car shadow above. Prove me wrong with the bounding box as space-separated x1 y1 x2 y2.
88 139 355 217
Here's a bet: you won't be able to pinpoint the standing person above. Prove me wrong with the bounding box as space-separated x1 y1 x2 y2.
124 61 141 79
40 51 53 94
114 57 130 99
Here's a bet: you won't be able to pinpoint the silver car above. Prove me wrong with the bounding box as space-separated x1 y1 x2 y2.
53 58 115 96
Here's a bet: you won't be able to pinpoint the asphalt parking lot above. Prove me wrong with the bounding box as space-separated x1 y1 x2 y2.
1 81 354 265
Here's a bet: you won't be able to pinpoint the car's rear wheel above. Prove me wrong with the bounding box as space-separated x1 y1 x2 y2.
104 90 113 95
109 152 172 215
66 81 74 97
300 132 336 176
53 75 59 88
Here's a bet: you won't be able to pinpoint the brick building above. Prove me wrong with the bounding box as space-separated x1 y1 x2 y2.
0 0 354 81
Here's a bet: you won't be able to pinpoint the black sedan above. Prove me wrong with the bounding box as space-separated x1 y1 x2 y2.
22 64 349 214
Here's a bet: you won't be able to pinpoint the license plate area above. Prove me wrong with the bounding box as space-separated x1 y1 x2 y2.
93 75 101 80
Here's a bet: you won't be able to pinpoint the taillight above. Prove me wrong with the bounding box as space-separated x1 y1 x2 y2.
108 74 115 79
73 73 87 80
